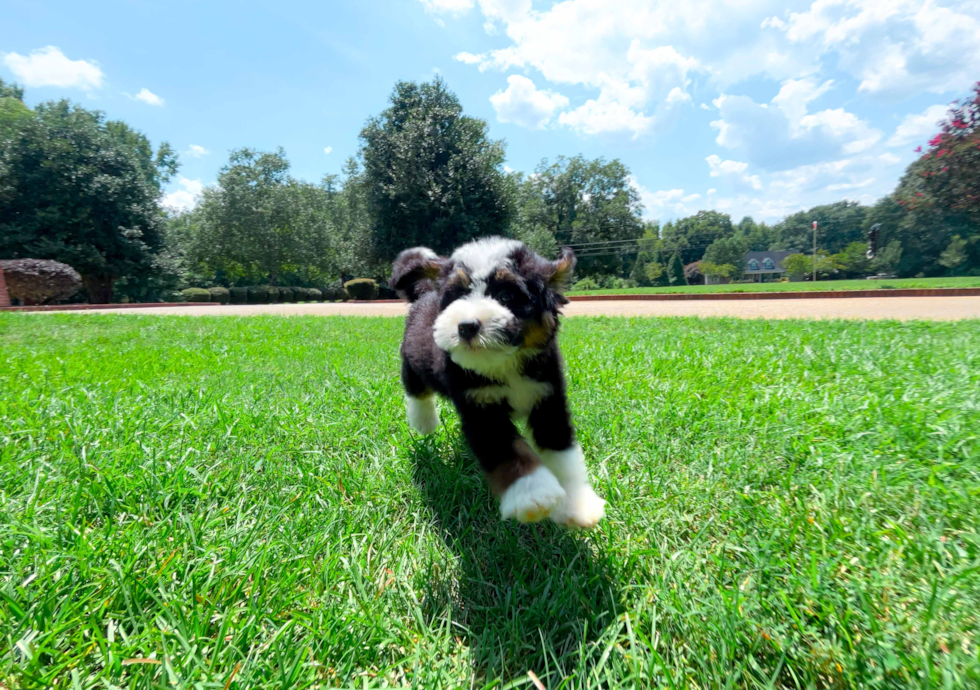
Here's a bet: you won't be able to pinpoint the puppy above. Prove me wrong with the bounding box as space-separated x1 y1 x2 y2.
391 237 605 528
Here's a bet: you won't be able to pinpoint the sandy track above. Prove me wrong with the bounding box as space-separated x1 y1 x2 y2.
64 296 980 320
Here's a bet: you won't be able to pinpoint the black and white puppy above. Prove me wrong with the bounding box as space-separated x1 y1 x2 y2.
391 237 605 528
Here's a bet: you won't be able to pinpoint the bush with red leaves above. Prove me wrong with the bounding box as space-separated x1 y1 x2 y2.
902 82 980 223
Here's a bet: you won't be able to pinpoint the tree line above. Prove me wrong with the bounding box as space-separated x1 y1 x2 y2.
1 76 977 302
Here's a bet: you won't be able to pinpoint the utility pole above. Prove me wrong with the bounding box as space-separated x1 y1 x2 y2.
812 220 818 282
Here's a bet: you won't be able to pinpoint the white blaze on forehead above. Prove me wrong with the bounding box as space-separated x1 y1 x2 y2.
451 237 524 281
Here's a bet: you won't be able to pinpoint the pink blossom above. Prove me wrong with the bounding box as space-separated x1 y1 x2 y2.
929 134 944 147
914 146 922 153
916 192 923 196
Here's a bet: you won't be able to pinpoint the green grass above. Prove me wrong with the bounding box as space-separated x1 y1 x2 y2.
2 313 980 688
569 275 980 296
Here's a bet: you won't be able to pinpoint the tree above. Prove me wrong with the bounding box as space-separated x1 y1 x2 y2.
521 155 644 276
872 240 903 275
667 252 687 285
738 216 779 251
360 77 513 262
938 235 969 271
782 252 838 280
629 224 663 286
0 77 24 101
773 202 868 254
663 211 734 263
908 82 980 225
700 261 735 280
703 235 749 281
834 241 873 278
0 98 177 303
684 260 704 285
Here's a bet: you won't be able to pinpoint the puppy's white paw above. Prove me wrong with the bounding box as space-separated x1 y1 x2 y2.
549 484 606 529
499 466 566 523
406 395 439 435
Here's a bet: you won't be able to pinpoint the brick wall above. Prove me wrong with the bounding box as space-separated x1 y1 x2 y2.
0 268 9 307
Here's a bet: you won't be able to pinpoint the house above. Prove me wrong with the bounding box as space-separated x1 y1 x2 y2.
743 251 794 282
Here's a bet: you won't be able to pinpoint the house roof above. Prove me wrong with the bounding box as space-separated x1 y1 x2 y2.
744 250 793 273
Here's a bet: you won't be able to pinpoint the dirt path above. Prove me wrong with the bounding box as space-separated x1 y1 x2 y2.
63 296 980 320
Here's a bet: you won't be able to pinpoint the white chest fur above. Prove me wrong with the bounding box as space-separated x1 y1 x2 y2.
465 375 553 419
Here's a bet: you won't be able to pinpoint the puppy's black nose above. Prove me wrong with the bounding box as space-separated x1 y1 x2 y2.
458 319 481 341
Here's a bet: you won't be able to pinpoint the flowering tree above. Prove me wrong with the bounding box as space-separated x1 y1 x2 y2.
902 82 980 224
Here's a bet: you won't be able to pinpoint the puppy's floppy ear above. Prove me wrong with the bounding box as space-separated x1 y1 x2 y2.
390 247 448 302
547 246 576 291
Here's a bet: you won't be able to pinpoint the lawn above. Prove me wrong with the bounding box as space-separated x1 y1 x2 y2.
2 314 979 688
568 275 980 296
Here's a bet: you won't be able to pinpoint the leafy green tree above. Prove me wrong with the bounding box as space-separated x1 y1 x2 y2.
738 216 779 251
667 252 687 285
663 211 734 263
938 235 969 271
834 241 873 278
774 202 867 254
0 98 177 303
872 240 903 275
782 252 838 280
0 77 24 101
360 77 512 262
703 235 749 280
700 261 735 280
521 155 644 276
628 224 662 286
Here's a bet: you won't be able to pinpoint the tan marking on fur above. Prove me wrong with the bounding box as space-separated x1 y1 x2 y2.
523 312 556 349
494 268 519 284
549 251 575 289
486 437 541 496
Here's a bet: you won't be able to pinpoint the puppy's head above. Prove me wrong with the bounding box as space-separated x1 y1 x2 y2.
396 237 574 372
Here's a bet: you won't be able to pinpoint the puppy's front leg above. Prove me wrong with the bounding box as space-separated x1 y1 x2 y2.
528 392 606 528
456 400 565 523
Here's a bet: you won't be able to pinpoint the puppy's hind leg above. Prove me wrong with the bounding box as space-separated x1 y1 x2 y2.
402 359 440 435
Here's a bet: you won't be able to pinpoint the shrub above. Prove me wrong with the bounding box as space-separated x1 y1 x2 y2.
294 287 323 302
377 284 397 300
684 261 704 285
344 278 379 300
321 283 346 302
0 258 82 305
278 287 295 303
208 287 230 304
180 287 212 303
572 277 600 291
267 286 281 303
247 286 274 303
229 287 248 304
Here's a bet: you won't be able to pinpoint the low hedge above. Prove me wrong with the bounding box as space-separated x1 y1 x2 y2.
344 278 379 301
321 284 346 302
180 287 212 303
229 287 248 304
294 287 323 301
247 286 273 304
279 287 295 303
208 287 230 304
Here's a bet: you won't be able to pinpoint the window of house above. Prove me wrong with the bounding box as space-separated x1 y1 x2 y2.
748 259 760 270
763 258 774 270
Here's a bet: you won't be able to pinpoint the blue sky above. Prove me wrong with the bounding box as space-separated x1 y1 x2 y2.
3 0 979 223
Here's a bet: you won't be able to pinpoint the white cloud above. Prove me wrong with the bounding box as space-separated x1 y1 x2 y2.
711 78 881 170
887 103 949 147
323 146 333 155
2 46 103 90
764 0 980 98
705 154 763 190
420 0 473 16
163 177 204 213
134 88 164 106
454 51 485 65
490 75 569 129
187 144 209 158
558 92 653 136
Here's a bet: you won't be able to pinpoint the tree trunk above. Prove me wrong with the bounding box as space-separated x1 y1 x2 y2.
82 274 114 304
